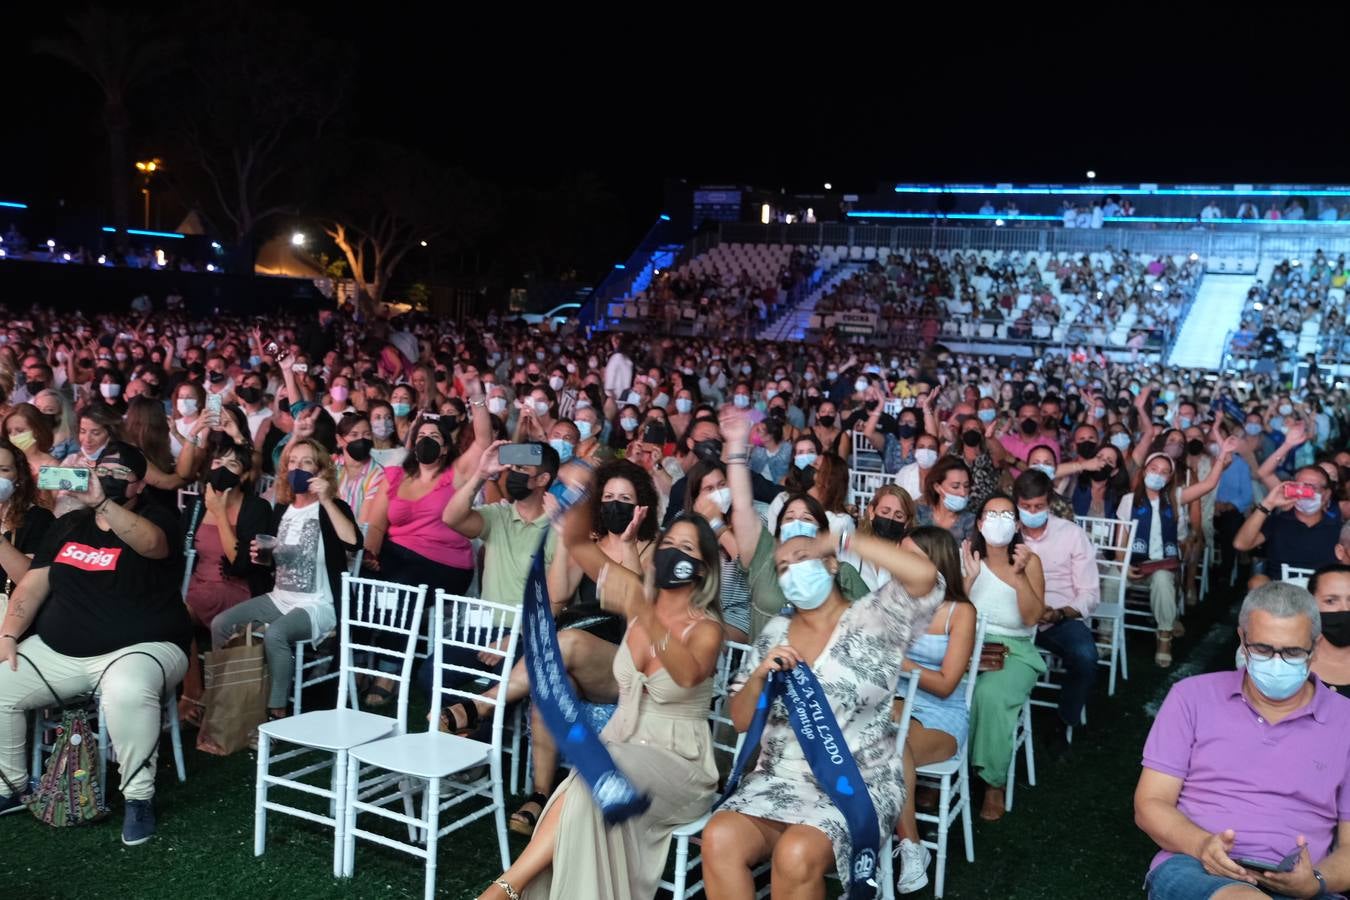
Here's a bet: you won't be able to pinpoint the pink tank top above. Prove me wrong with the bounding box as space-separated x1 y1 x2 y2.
385 466 473 569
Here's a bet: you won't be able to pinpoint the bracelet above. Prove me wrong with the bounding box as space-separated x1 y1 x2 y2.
725 451 749 463
707 517 726 534
1255 505 1272 516
0 634 17 643
95 498 111 514
469 397 486 408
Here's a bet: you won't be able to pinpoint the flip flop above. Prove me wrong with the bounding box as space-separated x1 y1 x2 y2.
438 698 480 737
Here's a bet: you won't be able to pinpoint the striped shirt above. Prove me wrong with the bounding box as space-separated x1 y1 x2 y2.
337 459 385 520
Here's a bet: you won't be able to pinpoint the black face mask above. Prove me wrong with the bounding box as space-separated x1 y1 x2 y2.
693 438 723 464
26 380 46 395
236 386 262 405
1321 610 1350 648
962 430 983 448
208 371 226 385
768 407 786 421
600 500 636 535
208 467 242 492
1043 417 1059 431
1076 441 1098 460
817 415 836 428
795 465 817 490
898 423 917 439
1090 466 1113 483
98 476 131 506
872 516 906 542
505 469 534 502
346 438 373 463
1186 438 1205 457
443 416 461 432
864 399 879 412
414 436 442 465
1020 418 1039 436
654 546 702 589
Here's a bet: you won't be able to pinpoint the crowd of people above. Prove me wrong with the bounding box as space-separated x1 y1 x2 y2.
1231 253 1350 367
1 224 219 272
0 293 1346 898
814 249 1199 352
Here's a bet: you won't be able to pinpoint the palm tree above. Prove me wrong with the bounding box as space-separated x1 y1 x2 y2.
35 8 177 235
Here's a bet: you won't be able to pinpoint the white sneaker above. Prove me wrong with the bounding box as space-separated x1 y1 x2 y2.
895 838 931 894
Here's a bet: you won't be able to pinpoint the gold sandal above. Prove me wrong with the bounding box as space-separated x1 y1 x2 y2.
493 880 520 900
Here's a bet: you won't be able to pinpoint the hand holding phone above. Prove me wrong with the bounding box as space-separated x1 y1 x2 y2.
37 466 91 493
1235 846 1301 873
1283 482 1316 501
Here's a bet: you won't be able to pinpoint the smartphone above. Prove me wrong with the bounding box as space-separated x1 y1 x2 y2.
292 363 308 374
205 393 223 417
37 466 90 492
1284 482 1316 500
264 341 280 356
642 421 669 446
1236 847 1301 873
500 443 543 467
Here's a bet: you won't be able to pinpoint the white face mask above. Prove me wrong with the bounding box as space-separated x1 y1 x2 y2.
177 397 198 417
709 486 732 514
914 448 938 469
576 420 594 441
548 376 565 391
980 515 1017 546
487 397 507 416
100 383 122 399
533 401 550 417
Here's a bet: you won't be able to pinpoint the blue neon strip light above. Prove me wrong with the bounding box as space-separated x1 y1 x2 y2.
847 210 1350 226
101 226 185 239
0 201 27 209
893 185 1350 197
659 214 671 221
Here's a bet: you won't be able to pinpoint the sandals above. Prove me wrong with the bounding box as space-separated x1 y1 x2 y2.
364 685 397 709
1155 634 1173 668
438 699 480 737
509 792 549 836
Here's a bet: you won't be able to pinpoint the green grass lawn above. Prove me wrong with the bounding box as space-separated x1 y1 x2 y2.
4 596 1241 899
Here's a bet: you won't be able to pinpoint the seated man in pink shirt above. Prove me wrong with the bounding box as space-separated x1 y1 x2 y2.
1014 469 1101 755
1135 582 1350 899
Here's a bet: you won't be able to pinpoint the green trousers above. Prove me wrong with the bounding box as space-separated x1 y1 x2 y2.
969 634 1046 789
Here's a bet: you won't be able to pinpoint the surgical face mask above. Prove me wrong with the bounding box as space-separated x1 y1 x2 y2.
1279 404 1293 416
0 476 13 502
826 370 838 381
1144 472 1169 492
1162 390 1177 404
1176 416 1192 430
942 491 968 513
548 438 574 464
980 515 1017 546
854 378 869 394
1164 443 1184 460
177 397 199 417
549 376 564 391
392 402 413 418
708 486 732 514
533 401 551 417
624 391 642 406
778 558 834 611
733 394 750 409
372 420 393 441
487 397 507 416
653 393 670 409
793 452 817 470
1092 406 1106 420
535 350 546 361
576 420 594 441
1244 650 1310 701
915 448 938 469
1018 507 1049 529
99 383 121 399
1028 463 1055 480
330 385 350 404
9 430 35 452
675 397 692 414
620 416 639 432
977 408 997 423
1245 422 1263 436
778 519 818 542
1109 433 1132 451
1294 493 1323 515
742 364 753 375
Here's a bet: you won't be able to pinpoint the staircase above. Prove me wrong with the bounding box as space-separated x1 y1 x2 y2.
1167 274 1253 369
759 262 864 342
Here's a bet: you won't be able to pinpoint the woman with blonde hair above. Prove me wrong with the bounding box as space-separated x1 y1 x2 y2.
843 483 919 591
208 438 359 720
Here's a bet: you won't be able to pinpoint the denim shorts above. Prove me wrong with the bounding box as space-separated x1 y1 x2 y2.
1146 854 1336 900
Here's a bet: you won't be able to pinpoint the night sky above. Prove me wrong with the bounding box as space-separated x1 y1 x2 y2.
6 8 1350 264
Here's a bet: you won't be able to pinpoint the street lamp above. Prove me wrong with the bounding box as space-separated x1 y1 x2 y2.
134 158 163 229
291 232 307 247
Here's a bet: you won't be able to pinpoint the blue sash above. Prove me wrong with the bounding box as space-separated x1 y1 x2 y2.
719 663 881 898
522 533 650 825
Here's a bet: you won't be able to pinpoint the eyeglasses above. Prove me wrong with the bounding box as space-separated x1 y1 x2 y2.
1243 641 1314 664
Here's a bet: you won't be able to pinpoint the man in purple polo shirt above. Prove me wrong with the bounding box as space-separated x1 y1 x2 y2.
1135 582 1350 899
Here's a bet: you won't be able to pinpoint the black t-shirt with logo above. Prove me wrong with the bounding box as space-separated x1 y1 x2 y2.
32 500 191 658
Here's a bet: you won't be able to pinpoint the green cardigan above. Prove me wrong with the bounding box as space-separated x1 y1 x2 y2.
744 527 870 641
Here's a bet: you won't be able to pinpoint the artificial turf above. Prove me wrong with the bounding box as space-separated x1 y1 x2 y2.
2 593 1242 899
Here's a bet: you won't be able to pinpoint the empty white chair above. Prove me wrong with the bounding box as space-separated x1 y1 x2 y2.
254 575 428 877
342 590 521 899
1004 698 1036 812
1076 516 1137 695
292 524 369 714
1281 563 1315 588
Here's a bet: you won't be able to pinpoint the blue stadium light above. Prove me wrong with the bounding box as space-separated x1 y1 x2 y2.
614 263 626 270
893 184 1350 198
659 214 671 221
101 226 185 239
846 211 1060 222
0 201 27 209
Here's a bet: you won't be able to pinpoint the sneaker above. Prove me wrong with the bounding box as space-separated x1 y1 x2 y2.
0 778 37 816
122 799 156 846
895 837 931 894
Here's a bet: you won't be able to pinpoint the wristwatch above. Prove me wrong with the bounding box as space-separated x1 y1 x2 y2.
1312 869 1326 896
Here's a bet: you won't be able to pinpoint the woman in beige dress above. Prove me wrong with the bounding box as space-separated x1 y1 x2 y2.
477 483 725 900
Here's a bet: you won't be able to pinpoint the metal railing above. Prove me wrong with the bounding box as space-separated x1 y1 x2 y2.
711 221 1350 261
